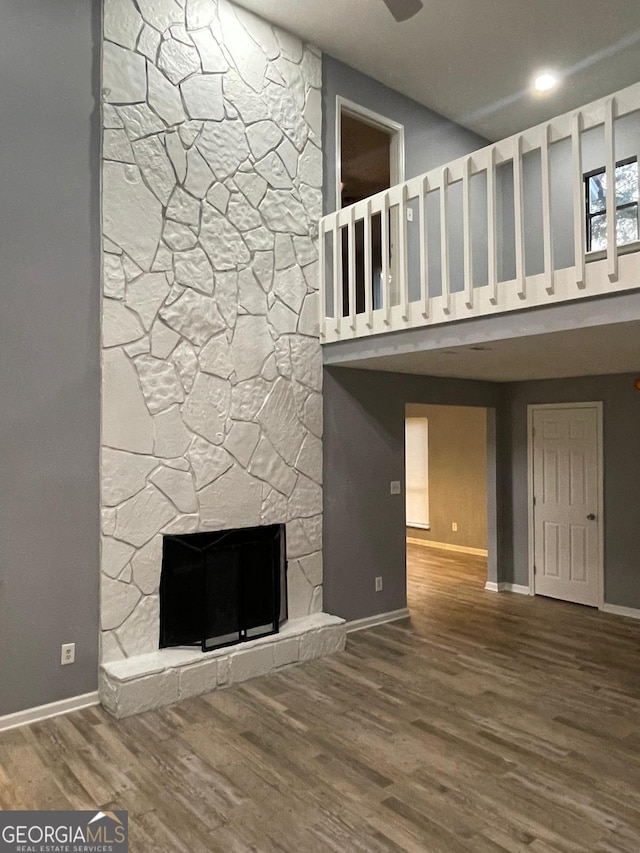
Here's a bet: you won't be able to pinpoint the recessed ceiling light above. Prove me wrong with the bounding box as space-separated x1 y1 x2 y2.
534 71 559 93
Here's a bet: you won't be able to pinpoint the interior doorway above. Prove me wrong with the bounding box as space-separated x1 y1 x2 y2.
404 404 492 599
336 99 404 315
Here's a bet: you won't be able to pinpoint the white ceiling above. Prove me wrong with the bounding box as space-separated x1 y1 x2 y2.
334 322 640 383
234 0 640 140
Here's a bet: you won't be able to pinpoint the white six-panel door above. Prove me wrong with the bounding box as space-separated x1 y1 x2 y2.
530 404 602 607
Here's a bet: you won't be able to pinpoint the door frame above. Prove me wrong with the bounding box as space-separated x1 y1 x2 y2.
527 402 604 608
335 96 405 213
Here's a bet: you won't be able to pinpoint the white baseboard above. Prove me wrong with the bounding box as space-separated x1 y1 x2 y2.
407 538 488 558
600 602 640 620
504 583 530 595
346 608 410 633
0 692 100 734
485 582 530 595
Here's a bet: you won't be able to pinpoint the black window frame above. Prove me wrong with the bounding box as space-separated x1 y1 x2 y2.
584 156 639 252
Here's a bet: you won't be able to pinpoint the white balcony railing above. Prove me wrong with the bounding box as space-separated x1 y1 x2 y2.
319 82 640 344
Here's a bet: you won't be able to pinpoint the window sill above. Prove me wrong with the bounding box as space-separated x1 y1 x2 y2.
585 240 640 263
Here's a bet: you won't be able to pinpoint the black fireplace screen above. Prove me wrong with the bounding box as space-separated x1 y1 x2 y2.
159 524 287 652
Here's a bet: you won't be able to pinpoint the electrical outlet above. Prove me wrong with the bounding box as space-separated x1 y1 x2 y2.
451 522 458 532
390 481 402 495
61 643 75 666
375 576 383 592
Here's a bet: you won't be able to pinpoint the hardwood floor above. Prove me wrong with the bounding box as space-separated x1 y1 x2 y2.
2 544 640 851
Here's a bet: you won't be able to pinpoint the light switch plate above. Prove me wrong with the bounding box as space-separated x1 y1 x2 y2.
390 481 402 495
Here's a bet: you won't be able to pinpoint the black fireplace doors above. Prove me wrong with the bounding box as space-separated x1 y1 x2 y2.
159 524 287 652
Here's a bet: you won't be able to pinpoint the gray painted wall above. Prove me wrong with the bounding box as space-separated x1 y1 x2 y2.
322 55 488 215
505 373 640 607
0 0 100 714
323 367 501 622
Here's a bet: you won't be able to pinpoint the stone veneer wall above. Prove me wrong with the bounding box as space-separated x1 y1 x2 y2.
101 0 323 664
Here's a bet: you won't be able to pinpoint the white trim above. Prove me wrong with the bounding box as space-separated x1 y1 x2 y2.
597 403 605 610
0 692 100 734
407 537 488 557
504 583 530 595
527 402 604 607
599 603 640 620
346 608 410 633
527 405 535 595
485 582 531 595
335 96 405 213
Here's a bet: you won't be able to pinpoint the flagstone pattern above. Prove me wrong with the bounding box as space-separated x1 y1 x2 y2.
101 0 323 665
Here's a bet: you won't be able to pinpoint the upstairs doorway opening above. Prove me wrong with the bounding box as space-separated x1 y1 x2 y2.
336 99 404 315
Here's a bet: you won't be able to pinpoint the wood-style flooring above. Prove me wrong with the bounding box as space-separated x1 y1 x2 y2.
2 544 640 851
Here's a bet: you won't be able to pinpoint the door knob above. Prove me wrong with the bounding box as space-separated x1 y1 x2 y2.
587 513 596 521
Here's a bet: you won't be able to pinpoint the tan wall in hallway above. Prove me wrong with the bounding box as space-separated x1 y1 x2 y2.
405 404 487 550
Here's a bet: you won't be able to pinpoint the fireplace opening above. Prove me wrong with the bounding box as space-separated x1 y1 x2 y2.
159 524 287 652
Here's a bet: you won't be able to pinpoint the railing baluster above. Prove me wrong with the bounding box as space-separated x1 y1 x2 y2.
440 167 451 314
463 155 473 309
605 97 618 282
541 123 554 295
572 112 586 289
514 135 526 299
348 206 356 332
319 220 326 340
364 199 373 329
420 175 429 318
487 148 498 305
399 186 409 321
332 221 341 335
382 191 391 325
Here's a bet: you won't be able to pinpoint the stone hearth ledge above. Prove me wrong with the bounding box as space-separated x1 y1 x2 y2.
99 613 345 718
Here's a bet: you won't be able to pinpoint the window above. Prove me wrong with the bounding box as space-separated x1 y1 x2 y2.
585 157 639 252
405 417 429 529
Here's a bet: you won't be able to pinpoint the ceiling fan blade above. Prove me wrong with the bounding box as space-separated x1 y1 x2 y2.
382 0 424 22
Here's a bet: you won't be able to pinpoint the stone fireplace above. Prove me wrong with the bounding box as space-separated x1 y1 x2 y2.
99 0 344 717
